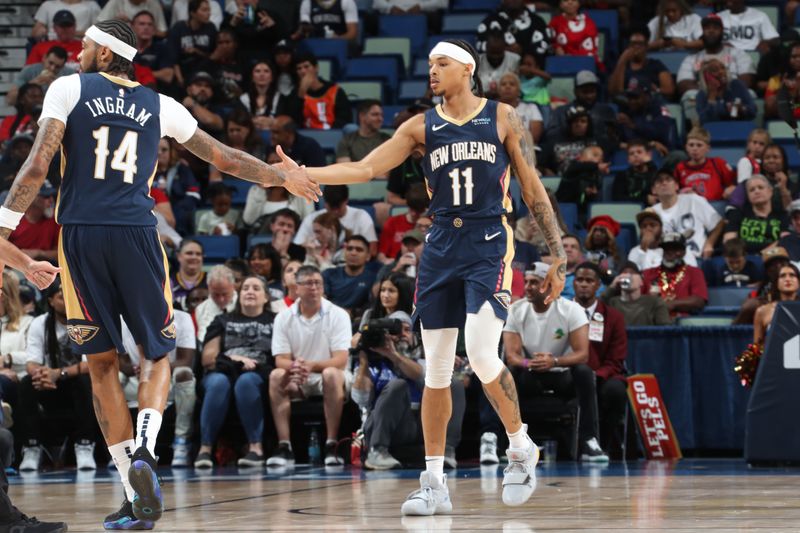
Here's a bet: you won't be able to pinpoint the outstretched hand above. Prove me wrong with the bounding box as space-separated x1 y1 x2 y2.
540 258 566 305
275 145 321 203
24 260 60 290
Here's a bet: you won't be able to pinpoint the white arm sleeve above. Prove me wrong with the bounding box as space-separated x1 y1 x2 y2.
38 74 81 126
159 94 198 143
343 0 359 23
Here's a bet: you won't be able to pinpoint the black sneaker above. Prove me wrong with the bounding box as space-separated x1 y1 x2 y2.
103 499 154 530
237 451 265 467
0 513 67 532
127 447 163 524
324 441 343 466
266 443 294 467
193 451 213 469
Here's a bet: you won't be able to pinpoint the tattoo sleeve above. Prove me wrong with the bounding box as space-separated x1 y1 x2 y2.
182 129 286 187
506 108 566 266
0 118 65 240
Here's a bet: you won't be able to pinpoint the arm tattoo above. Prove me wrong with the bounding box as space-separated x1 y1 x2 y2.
182 129 286 187
506 108 566 265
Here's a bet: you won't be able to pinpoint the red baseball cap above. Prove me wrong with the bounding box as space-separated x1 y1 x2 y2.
587 215 621 237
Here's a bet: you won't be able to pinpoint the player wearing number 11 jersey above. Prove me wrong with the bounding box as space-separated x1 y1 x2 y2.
279 39 567 516
0 20 318 531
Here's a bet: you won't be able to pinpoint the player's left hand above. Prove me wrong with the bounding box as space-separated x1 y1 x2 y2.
275 145 321 203
540 258 566 305
24 260 60 290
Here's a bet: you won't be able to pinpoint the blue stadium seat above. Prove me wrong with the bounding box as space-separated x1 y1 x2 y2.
398 80 429 104
222 178 252 206
344 56 401 98
378 14 428 55
601 175 614 201
777 141 800 170
616 226 634 258
413 57 430 79
710 200 727 217
426 34 477 52
586 9 619 56
339 81 384 102
247 234 272 249
704 121 756 147
297 129 343 154
650 51 689 75
192 235 240 263
705 286 752 314
299 38 348 76
546 55 597 75
709 147 744 167
382 105 405 127
560 203 579 233
442 13 484 33
451 0 499 11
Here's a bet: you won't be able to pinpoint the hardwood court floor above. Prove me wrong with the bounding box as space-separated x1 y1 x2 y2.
8 460 800 532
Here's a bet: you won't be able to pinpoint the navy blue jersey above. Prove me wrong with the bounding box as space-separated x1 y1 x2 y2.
421 99 512 219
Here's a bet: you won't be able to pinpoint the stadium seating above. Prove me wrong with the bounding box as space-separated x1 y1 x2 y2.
191 235 240 263
363 37 411 71
451 0 499 12
297 129 342 155
299 38 348 76
650 52 689 75
338 81 383 102
378 14 428 56
546 56 597 76
586 9 619 56
398 80 429 104
704 121 756 147
222 178 252 206
588 202 644 232
441 13 484 34
705 286 752 315
344 56 402 98
349 181 388 202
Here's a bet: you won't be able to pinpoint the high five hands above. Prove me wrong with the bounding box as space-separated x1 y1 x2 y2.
274 145 321 203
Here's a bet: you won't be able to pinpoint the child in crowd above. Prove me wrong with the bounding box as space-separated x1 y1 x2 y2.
705 238 759 287
518 52 551 108
737 129 770 183
196 182 241 235
674 126 735 201
556 145 607 219
549 0 604 71
613 139 658 204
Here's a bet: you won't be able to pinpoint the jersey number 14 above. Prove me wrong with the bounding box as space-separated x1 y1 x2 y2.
449 167 474 206
92 126 139 184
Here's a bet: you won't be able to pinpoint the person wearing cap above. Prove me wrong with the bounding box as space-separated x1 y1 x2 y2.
642 232 708 317
6 49 73 108
132 10 177 88
8 182 59 263
646 0 703 52
26 10 82 70
777 199 800 261
696 58 756 123
613 139 659 204
584 215 622 277
723 174 790 255
605 261 672 326
376 227 426 283
32 0 100 41
168 0 218 87
549 0 603 71
377 183 430 264
545 70 616 148
651 164 724 258
677 13 755 125
182 70 226 133
322 235 379 317
718 0 779 53
502 262 608 462
616 74 679 153
289 37 568 512
98 0 168 38
628 208 698 271
609 26 676 101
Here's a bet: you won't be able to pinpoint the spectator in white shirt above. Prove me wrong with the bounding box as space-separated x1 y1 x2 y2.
628 209 698 271
268 265 353 467
195 265 238 342
33 0 101 40
647 0 703 51
479 30 521 98
718 0 779 53
97 0 168 38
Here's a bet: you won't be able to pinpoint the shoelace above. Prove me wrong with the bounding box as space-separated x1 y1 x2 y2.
407 485 435 502
503 461 529 476
17 513 40 524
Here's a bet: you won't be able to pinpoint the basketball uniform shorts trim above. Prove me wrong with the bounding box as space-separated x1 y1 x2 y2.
58 225 176 359
412 215 514 330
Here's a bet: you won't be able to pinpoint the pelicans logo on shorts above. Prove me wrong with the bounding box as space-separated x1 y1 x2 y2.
67 325 100 345
493 291 511 310
161 322 177 339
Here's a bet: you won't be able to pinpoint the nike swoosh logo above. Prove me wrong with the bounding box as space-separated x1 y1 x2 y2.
485 231 502 241
432 123 448 131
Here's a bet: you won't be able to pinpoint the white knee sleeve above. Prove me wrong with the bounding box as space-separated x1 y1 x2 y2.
465 301 505 384
421 327 458 389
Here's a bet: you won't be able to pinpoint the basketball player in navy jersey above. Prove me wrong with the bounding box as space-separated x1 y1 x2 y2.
0 20 319 530
279 39 567 515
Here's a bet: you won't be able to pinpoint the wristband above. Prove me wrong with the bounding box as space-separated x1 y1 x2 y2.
0 207 24 230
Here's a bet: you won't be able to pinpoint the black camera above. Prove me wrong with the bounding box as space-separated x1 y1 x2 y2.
359 318 403 349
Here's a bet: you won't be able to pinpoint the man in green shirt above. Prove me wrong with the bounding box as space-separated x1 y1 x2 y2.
336 99 391 165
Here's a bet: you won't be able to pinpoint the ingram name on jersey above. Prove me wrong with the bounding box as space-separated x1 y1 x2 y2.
421 99 512 218
39 72 198 226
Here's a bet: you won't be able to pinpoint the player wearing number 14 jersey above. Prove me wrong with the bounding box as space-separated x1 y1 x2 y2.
280 39 567 516
0 20 318 531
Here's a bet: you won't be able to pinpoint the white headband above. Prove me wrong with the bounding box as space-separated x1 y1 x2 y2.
429 42 475 71
85 25 137 61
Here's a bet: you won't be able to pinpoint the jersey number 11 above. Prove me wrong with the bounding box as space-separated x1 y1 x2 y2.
449 167 474 206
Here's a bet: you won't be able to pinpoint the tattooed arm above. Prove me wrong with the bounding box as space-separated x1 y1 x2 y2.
182 128 320 202
500 103 567 302
0 118 65 240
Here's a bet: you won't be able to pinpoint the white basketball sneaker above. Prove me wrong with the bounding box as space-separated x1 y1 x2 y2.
502 431 539 507
400 472 453 516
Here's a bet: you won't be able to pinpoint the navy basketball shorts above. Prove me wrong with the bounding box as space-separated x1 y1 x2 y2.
412 215 514 330
58 225 176 359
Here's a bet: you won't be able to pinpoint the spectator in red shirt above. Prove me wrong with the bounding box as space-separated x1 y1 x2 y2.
0 84 43 145
9 181 60 262
25 10 81 70
377 183 430 263
642 232 708 317
674 126 735 201
549 0 604 71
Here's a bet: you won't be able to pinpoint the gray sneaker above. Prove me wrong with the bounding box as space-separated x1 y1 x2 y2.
502 428 539 507
479 432 499 464
364 447 401 470
400 472 452 516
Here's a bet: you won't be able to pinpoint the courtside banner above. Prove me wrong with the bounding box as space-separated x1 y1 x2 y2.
628 374 682 459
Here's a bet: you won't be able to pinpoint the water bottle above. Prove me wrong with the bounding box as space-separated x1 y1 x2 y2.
244 4 255 25
406 264 416 279
308 428 321 465
730 97 741 119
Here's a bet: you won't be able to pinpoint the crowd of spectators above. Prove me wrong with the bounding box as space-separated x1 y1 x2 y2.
1 0 800 470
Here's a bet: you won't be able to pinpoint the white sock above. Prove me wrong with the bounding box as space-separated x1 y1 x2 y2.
109 440 136 501
507 426 529 449
425 456 445 484
135 408 162 457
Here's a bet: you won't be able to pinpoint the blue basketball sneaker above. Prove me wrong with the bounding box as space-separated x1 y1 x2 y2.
127 448 163 523
103 499 154 530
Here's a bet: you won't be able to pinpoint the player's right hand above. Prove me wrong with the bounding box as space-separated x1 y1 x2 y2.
275 145 321 203
540 258 566 305
24 261 60 290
